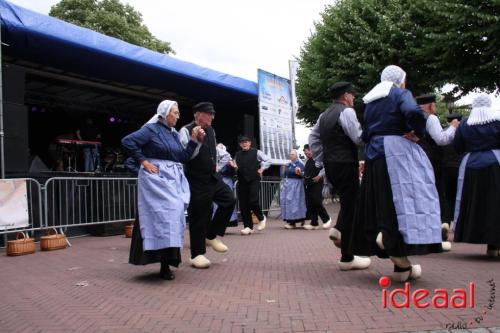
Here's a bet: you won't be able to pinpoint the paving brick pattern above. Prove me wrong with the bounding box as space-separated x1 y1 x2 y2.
0 203 499 333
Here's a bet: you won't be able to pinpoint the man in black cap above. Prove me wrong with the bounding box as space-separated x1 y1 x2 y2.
415 94 459 248
233 135 271 235
179 102 236 268
303 144 331 230
309 81 370 271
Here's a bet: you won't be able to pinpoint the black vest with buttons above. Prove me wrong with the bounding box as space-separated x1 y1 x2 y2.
319 103 358 163
304 158 321 186
184 122 217 181
234 148 260 182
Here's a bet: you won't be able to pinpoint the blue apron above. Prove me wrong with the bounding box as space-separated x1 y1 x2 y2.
383 136 442 244
138 159 190 251
280 178 307 220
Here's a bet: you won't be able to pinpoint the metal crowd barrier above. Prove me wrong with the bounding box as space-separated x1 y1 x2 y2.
0 178 43 236
233 180 282 214
44 177 137 229
259 180 281 213
1 176 282 245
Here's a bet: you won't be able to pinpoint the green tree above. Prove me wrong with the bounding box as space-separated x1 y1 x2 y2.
50 0 174 54
412 1 499 96
296 0 499 125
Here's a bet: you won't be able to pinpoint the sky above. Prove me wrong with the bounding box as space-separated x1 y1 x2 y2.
8 0 333 148
7 0 500 149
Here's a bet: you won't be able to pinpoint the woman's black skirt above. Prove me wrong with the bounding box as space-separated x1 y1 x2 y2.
129 216 181 267
454 164 500 245
348 157 443 258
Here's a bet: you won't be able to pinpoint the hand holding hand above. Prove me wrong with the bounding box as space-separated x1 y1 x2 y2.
197 128 206 141
190 126 199 141
450 119 460 128
312 175 321 183
191 126 206 141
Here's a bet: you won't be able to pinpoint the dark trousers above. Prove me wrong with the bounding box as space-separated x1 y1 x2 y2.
305 183 330 226
442 166 459 224
237 179 264 229
429 158 446 222
324 162 359 261
187 176 235 258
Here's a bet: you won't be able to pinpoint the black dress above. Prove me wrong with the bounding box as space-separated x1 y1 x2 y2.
452 120 500 245
129 216 181 266
349 158 443 258
348 86 443 258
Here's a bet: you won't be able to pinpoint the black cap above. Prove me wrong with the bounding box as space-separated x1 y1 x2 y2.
446 113 463 122
238 135 251 142
415 94 436 105
329 81 355 99
303 144 310 150
193 102 216 114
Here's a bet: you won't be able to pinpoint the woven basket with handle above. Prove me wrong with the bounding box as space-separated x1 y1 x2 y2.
7 232 36 256
40 228 68 251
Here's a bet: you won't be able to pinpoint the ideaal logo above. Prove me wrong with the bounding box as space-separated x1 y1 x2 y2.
379 277 496 331
379 276 474 309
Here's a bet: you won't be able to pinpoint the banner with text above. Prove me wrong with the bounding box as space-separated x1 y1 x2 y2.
258 69 294 165
0 179 29 230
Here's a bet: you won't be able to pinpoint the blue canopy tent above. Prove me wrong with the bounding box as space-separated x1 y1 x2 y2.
0 0 259 175
0 0 257 102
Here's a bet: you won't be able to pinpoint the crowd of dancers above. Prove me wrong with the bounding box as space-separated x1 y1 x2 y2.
121 64 499 282
299 65 499 281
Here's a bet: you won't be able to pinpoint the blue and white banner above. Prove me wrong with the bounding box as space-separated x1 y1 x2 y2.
258 69 294 165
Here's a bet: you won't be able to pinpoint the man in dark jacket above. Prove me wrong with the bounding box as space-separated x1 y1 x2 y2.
234 135 271 235
179 102 236 269
303 144 331 230
415 94 459 249
309 82 370 271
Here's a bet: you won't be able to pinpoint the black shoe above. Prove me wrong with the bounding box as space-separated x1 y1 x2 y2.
160 264 175 280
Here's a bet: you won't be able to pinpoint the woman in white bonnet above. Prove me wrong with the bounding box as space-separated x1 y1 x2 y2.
122 100 204 280
452 93 500 257
349 65 444 282
280 149 307 229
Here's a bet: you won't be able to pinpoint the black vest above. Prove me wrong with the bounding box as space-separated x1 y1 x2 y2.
184 122 217 181
319 103 358 163
235 148 260 182
304 158 321 186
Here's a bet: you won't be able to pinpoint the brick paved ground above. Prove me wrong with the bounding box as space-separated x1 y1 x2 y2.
1 203 499 333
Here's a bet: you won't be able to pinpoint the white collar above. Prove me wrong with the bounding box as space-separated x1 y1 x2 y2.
363 81 394 104
467 107 500 125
